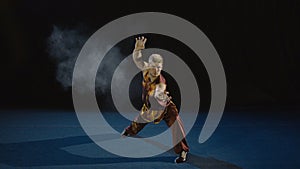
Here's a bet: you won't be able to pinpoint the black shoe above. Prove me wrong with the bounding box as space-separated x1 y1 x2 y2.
175 150 188 163
121 129 129 138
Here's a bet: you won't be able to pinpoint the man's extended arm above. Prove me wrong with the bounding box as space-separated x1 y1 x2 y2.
133 36 148 70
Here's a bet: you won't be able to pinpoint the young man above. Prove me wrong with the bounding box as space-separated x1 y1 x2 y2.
121 36 189 163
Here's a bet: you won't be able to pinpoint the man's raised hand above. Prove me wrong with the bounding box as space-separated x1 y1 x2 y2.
135 36 147 51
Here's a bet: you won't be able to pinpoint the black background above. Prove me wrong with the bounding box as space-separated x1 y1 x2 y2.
1 0 299 111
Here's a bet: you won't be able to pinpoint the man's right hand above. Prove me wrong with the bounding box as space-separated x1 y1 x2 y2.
134 36 147 51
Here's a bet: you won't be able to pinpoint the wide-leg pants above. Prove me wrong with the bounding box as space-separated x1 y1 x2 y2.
124 102 189 154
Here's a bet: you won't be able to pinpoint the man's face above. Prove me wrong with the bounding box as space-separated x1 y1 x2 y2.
149 62 163 77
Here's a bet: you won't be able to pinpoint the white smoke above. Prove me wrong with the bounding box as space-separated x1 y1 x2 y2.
47 25 124 94
47 25 88 89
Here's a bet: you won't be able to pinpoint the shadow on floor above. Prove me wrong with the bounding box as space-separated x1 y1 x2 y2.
0 134 242 168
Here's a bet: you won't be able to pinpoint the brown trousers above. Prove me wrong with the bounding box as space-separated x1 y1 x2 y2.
125 102 189 154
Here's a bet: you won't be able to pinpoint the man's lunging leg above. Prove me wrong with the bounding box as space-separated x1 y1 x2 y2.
122 114 148 136
163 102 189 163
